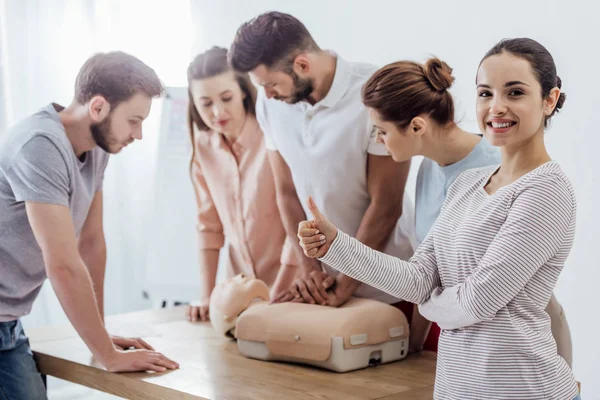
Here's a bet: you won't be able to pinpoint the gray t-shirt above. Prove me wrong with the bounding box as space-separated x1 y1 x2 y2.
0 103 109 321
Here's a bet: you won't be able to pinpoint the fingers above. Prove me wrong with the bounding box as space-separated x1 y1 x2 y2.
152 358 176 371
125 338 153 351
299 233 326 246
200 306 209 322
272 280 326 305
298 227 320 238
307 196 326 221
141 362 167 373
298 220 315 232
309 272 330 304
280 293 296 303
272 291 295 303
188 306 199 322
290 283 302 301
272 290 291 303
188 305 209 322
322 274 335 289
112 337 155 352
297 226 324 256
305 278 326 305
115 350 179 373
326 293 341 307
113 338 134 351
295 280 315 304
153 353 179 369
298 237 326 258
298 230 326 257
137 339 154 351
137 352 178 371
301 239 327 253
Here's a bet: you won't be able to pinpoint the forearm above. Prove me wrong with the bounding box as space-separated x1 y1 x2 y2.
355 199 401 251
409 304 433 352
47 261 115 365
198 249 220 302
270 263 299 298
320 230 437 303
276 190 320 272
338 199 402 290
79 240 106 322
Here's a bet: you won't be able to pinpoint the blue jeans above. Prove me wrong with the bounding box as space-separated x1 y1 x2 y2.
0 319 47 400
574 394 581 400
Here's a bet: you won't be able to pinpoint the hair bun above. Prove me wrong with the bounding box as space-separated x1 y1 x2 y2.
554 76 566 112
555 92 566 111
424 58 455 92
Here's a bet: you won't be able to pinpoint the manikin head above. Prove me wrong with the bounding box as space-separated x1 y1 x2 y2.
209 274 270 337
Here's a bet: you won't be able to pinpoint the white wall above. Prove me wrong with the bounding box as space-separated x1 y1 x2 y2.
191 0 599 396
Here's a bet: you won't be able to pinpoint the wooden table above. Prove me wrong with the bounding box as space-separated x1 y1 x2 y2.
28 307 436 400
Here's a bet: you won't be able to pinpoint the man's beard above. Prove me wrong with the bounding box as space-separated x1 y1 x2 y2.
278 72 314 104
90 114 117 153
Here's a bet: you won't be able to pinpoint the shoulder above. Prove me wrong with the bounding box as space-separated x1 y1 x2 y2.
347 60 379 82
514 162 575 206
18 134 70 166
416 157 436 183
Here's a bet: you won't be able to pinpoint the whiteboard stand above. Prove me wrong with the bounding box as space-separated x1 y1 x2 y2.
143 87 228 309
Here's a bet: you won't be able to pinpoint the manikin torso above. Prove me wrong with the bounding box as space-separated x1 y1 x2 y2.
209 274 410 372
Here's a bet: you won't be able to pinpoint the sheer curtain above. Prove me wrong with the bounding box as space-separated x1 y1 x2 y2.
0 1 8 136
1 1 194 397
1 0 194 329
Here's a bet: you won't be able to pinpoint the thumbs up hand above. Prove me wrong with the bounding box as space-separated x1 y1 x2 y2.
297 196 338 258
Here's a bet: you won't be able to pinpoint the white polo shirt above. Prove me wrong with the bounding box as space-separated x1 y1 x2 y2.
256 55 415 304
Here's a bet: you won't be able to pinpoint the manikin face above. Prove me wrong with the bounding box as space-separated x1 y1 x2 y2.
209 274 270 337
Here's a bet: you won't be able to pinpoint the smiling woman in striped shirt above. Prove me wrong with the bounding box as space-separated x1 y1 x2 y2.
297 38 580 400
359 56 573 364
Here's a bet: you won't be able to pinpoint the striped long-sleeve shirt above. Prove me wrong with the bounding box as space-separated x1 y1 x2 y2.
320 161 578 400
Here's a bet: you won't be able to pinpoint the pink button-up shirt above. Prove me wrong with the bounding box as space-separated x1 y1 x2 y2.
191 115 298 293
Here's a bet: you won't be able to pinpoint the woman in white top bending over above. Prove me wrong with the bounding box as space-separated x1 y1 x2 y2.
298 38 579 400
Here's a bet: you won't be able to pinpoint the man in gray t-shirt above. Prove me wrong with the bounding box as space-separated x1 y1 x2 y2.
0 103 109 321
0 52 178 399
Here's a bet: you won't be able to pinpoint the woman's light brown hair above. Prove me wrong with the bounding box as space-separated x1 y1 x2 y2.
362 58 455 130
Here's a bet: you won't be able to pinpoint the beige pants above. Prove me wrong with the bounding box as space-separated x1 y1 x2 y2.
410 293 573 367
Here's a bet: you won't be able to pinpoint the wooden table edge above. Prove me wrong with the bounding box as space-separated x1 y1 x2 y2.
33 351 206 400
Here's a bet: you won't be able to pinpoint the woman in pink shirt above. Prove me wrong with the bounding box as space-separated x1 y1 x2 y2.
186 47 298 322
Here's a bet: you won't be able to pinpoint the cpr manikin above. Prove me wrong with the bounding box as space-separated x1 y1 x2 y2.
210 274 410 372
